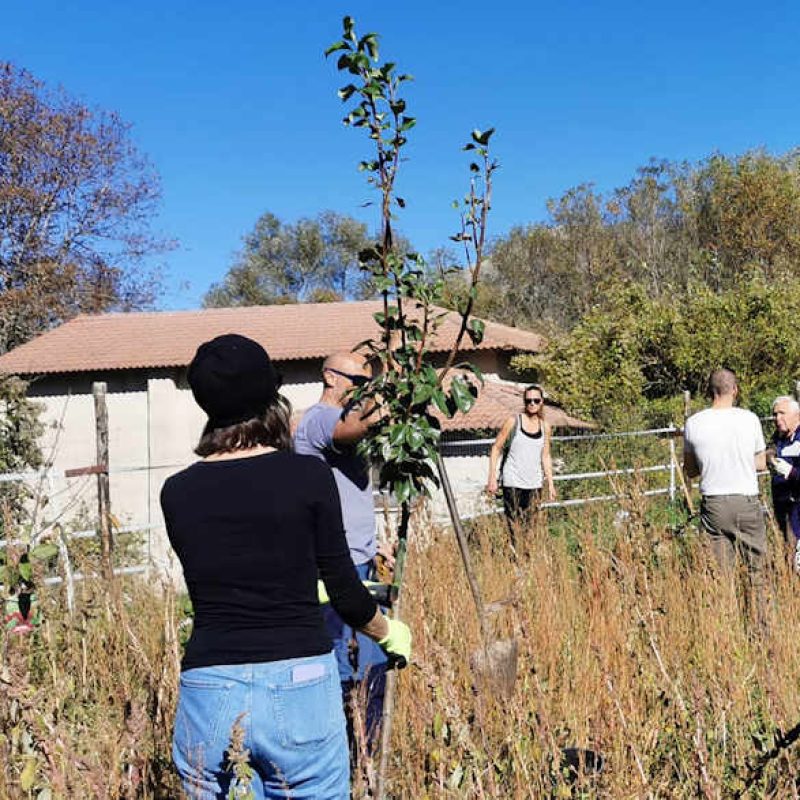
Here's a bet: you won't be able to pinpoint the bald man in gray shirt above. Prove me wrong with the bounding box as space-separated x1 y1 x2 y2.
294 351 387 752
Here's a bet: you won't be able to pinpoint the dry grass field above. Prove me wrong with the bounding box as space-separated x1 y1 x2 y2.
3 491 800 798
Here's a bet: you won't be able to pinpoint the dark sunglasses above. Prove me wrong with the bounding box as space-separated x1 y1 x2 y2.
326 367 369 386
524 397 543 405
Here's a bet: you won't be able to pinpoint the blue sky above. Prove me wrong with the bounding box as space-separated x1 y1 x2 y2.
6 1 800 308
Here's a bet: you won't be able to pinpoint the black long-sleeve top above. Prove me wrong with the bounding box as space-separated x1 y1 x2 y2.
160 450 378 671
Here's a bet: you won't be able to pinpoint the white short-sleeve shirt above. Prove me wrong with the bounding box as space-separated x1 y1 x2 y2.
683 407 766 496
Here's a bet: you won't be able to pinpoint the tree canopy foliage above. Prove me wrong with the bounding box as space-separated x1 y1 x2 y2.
203 210 372 307
0 63 169 354
475 149 800 423
480 151 800 334
0 375 41 522
516 277 800 425
1 62 170 498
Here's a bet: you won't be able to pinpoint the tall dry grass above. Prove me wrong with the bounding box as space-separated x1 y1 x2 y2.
4 490 800 798
390 496 800 799
0 568 183 798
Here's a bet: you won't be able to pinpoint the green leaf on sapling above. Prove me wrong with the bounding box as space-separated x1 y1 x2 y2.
325 41 349 57
30 543 59 562
466 318 485 345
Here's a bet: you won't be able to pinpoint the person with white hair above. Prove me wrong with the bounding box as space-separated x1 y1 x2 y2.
768 395 800 555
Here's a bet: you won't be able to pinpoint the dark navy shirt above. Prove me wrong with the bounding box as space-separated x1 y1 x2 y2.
771 427 800 504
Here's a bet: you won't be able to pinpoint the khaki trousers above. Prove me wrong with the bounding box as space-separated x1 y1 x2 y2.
700 494 767 604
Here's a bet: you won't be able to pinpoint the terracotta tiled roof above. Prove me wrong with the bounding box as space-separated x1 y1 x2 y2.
436 379 595 432
0 301 545 376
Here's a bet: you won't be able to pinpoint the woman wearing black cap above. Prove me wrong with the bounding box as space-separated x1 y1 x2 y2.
161 334 410 799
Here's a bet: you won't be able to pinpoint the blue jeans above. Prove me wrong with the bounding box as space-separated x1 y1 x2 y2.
322 561 387 753
172 652 348 799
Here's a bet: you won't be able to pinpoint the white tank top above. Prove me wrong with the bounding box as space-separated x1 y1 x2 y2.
501 415 545 490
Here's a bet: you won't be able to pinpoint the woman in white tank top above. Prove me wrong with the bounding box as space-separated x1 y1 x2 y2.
487 385 556 542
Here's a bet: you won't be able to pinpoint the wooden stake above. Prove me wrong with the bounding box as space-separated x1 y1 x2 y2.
680 390 695 514
672 449 695 516
93 382 113 582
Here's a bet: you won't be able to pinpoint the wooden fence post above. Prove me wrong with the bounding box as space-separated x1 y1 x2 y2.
668 428 676 502
679 389 696 514
794 380 800 404
93 382 113 582
55 523 75 615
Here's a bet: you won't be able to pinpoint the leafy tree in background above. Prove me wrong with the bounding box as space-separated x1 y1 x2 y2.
479 183 625 331
480 150 800 334
479 223 582 333
1 62 170 511
203 210 372 306
516 276 800 425
0 375 42 534
0 62 169 355
693 150 800 287
0 378 40 471
606 159 697 295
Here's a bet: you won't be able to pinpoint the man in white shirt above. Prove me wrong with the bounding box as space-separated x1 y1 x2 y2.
683 369 767 586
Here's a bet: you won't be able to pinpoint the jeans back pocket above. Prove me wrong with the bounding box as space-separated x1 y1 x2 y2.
173 671 236 767
272 662 341 748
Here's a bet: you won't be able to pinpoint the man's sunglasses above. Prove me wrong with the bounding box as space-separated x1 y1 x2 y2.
524 397 543 405
326 367 369 386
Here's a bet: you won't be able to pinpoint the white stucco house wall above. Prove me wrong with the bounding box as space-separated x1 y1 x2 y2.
0 300 588 579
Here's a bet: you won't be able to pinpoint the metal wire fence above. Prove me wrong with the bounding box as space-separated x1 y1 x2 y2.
0 415 780 587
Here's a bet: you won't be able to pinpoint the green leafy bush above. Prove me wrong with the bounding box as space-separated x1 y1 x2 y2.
515 276 800 424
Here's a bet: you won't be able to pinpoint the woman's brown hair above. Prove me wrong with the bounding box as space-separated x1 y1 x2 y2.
195 395 293 456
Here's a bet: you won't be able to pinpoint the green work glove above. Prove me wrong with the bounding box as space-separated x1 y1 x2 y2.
378 618 411 669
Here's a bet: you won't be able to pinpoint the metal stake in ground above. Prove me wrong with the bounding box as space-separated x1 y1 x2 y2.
435 453 518 696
